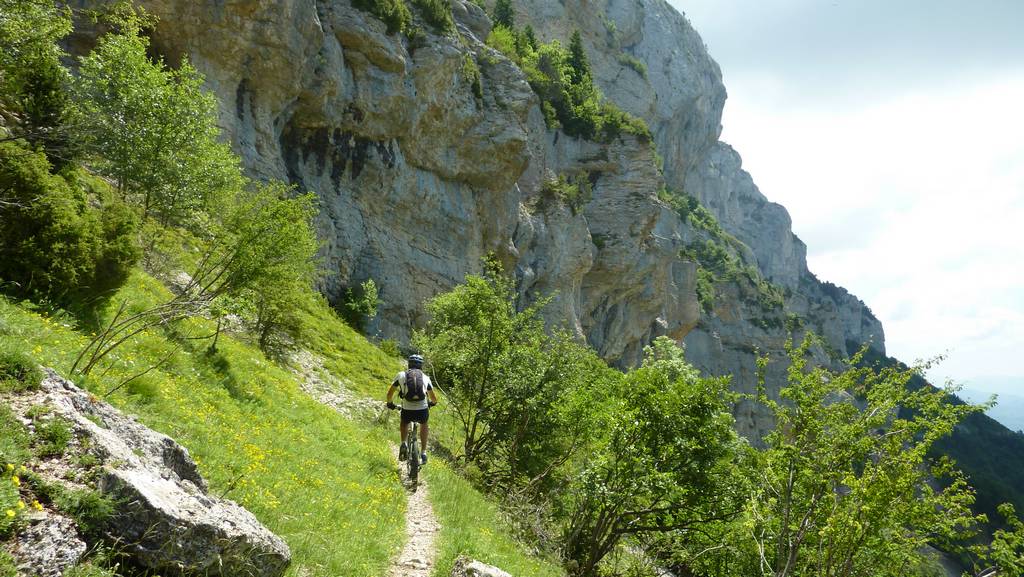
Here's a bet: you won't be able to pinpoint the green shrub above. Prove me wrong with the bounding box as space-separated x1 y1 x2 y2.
54 488 114 538
352 0 411 34
0 143 139 301
342 279 380 333
616 52 647 79
541 172 592 214
462 53 483 100
33 417 73 458
410 0 454 34
0 348 43 393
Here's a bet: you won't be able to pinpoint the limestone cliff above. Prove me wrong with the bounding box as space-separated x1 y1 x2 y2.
72 0 884 439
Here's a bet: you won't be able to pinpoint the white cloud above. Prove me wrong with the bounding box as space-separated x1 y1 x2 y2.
719 74 1024 385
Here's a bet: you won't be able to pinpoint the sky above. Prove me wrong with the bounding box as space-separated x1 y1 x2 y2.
667 0 1024 397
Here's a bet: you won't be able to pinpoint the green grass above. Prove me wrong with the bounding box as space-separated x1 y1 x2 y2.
426 460 565 577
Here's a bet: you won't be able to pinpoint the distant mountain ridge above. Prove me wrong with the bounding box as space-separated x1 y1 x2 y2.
959 386 1024 433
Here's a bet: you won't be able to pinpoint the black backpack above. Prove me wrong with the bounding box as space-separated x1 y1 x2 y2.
402 369 426 401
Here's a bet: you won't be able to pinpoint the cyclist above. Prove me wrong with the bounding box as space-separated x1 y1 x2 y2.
386 354 437 465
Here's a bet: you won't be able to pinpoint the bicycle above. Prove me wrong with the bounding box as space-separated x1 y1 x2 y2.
390 405 421 482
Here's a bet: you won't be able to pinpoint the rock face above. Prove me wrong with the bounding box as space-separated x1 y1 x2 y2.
71 0 886 435
34 371 291 577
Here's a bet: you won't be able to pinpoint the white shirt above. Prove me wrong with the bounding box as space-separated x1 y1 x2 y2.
395 370 433 410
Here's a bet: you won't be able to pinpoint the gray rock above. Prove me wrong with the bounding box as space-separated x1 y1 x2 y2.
37 371 291 577
451 556 514 577
11 514 86 577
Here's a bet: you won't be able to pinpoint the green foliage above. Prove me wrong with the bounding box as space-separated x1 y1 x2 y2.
972 503 1024 575
0 0 76 167
53 487 115 538
33 416 73 458
415 259 604 494
0 348 42 393
616 52 647 78
352 0 411 35
0 143 139 301
220 183 322 353
561 337 747 576
75 10 244 226
462 53 483 101
501 32 650 143
540 172 592 214
410 0 454 34
492 0 515 29
342 279 381 334
693 338 983 577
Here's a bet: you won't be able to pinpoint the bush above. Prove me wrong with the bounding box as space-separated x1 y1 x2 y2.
0 348 43 393
0 143 139 301
54 487 114 538
616 52 647 79
462 54 483 101
33 417 73 458
410 0 454 34
352 0 412 35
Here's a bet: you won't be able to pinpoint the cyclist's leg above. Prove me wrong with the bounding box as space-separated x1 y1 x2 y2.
400 419 409 443
419 422 428 451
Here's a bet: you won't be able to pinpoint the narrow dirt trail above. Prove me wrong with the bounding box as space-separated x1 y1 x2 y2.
388 446 441 577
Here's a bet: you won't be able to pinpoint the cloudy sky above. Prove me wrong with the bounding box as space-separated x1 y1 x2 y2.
668 0 1024 397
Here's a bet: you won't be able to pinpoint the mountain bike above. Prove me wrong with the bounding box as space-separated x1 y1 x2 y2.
390 406 421 482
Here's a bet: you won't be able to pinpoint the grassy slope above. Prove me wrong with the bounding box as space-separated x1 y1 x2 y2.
0 270 563 577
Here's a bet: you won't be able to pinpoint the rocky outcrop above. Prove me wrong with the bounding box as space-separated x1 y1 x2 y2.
451 556 514 577
69 0 887 435
24 371 291 577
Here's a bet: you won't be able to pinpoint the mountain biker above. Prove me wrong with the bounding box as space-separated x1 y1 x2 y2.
386 354 437 465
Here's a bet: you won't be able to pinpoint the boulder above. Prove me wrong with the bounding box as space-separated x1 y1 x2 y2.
451 556 514 577
35 370 291 577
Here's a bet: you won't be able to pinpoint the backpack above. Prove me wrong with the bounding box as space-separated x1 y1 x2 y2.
401 369 427 401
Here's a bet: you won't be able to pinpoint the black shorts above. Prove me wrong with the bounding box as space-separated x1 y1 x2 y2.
400 408 429 424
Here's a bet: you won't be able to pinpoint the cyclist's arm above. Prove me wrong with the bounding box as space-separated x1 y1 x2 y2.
386 380 399 403
427 386 438 404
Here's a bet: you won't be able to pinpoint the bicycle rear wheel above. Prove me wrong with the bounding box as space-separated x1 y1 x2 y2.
408 424 420 480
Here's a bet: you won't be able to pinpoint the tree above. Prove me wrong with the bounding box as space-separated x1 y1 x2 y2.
414 259 602 493
561 337 749 577
0 0 77 167
223 183 322 353
492 0 515 29
567 30 591 85
716 338 982 577
75 7 243 225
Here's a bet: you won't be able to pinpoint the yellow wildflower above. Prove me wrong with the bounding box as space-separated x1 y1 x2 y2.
31 500 42 511
4 464 12 472
11 476 19 487
4 510 13 518
16 501 24 510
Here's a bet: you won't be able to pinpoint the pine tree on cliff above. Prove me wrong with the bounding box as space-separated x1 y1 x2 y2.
567 30 591 85
493 0 514 29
